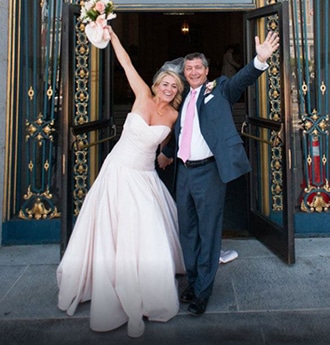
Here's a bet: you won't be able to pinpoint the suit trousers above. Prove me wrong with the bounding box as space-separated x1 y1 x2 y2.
176 160 227 300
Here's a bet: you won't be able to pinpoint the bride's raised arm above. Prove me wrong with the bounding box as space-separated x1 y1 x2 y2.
108 27 150 98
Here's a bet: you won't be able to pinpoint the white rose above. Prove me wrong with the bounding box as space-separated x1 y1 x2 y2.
84 1 95 11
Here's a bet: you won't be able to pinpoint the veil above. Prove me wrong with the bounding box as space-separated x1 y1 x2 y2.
153 57 185 83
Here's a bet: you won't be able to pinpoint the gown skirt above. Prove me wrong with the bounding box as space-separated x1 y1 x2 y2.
57 113 185 337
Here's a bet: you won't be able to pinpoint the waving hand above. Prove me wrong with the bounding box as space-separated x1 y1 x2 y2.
255 31 280 63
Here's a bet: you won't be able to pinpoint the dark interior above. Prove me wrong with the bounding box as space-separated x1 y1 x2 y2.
113 12 250 237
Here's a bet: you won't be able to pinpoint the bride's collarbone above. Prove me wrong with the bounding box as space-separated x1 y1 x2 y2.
132 107 172 127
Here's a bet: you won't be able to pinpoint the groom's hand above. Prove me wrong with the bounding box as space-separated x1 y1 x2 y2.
255 31 280 63
157 153 173 169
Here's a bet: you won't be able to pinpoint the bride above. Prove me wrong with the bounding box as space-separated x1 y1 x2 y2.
56 25 185 338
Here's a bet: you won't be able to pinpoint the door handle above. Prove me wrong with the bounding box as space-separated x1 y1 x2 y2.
71 124 117 150
241 121 283 147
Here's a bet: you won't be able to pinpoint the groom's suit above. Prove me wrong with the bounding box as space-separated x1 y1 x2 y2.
163 59 266 301
175 59 264 183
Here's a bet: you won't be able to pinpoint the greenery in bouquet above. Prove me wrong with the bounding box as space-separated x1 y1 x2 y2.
80 0 116 24
79 0 117 49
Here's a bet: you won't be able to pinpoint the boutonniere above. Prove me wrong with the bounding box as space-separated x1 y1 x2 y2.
204 80 217 95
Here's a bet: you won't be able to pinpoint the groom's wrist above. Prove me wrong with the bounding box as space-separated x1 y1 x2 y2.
254 56 269 70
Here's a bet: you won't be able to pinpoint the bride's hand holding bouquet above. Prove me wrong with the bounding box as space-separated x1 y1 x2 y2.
79 0 116 49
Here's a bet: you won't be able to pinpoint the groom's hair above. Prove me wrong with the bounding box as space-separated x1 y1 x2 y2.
184 53 209 68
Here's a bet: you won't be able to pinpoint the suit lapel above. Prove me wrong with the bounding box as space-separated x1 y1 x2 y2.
175 90 189 137
197 85 206 113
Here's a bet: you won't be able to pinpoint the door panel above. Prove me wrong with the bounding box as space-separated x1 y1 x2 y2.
244 2 295 264
60 4 115 257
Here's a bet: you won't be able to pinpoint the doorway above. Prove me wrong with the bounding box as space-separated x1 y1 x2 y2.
60 2 294 262
112 12 245 99
112 11 250 237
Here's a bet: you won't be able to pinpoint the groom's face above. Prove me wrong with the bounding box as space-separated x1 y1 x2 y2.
184 58 209 89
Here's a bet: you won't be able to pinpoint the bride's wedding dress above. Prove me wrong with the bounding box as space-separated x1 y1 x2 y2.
57 112 185 337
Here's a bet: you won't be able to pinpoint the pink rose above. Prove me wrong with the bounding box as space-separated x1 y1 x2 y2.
94 1 105 14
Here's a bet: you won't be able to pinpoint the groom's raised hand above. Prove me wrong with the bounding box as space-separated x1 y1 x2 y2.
255 31 280 63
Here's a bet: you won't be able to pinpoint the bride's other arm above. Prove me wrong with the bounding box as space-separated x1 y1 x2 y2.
108 27 150 99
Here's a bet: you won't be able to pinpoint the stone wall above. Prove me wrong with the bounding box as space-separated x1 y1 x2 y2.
0 0 8 243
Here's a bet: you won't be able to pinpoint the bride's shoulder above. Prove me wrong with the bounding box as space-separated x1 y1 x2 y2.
169 107 179 120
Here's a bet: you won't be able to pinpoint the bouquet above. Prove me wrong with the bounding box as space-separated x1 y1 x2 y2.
79 0 117 49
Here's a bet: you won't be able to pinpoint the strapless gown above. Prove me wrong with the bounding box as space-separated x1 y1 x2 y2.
57 112 185 337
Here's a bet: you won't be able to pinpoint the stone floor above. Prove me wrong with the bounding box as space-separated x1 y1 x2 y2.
1 237 330 345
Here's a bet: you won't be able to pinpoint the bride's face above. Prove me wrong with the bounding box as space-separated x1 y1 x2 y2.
156 75 179 102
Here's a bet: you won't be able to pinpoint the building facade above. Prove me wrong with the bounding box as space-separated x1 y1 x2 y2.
1 0 329 262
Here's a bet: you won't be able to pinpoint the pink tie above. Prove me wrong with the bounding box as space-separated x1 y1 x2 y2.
178 90 197 162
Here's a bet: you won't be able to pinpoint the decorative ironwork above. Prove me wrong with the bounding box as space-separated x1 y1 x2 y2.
302 81 308 95
25 113 55 145
266 14 283 211
320 82 326 96
301 182 330 213
300 112 329 212
19 185 60 220
28 86 35 100
72 11 91 216
47 86 53 100
18 0 62 220
291 0 330 213
270 130 283 211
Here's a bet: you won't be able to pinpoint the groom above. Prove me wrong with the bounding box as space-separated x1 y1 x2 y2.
158 31 280 315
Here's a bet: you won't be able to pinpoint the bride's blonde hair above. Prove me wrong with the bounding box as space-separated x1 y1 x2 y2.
151 71 184 110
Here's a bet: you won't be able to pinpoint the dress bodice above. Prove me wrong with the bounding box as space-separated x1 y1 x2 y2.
110 112 171 171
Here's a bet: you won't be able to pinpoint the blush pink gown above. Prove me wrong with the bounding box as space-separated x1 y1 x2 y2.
57 113 185 338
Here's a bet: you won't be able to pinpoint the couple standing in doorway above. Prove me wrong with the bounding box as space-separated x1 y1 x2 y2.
56 21 279 338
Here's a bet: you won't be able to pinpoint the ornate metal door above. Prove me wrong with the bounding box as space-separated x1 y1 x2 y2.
242 2 295 264
292 0 330 215
60 3 116 256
